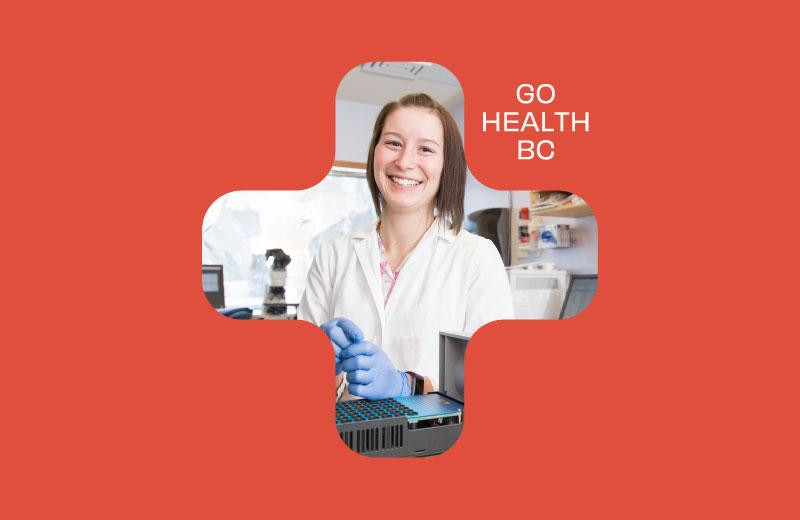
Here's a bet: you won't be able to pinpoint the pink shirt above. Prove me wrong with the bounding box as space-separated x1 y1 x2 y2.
377 232 409 307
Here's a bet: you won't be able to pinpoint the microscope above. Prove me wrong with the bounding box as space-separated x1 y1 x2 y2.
263 248 291 319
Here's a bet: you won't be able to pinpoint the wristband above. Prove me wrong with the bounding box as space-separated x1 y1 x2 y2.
405 371 425 396
398 370 411 397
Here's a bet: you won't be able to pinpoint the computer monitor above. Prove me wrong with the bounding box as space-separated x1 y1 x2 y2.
559 274 597 319
202 264 225 308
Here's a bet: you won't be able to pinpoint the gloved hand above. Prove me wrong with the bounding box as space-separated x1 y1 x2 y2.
320 318 363 375
339 340 410 400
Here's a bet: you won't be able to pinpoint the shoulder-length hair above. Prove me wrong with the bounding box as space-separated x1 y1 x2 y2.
366 93 466 234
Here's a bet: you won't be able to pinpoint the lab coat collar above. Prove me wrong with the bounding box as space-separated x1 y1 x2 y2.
350 217 458 244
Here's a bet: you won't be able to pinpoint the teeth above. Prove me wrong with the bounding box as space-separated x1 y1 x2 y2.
391 176 421 186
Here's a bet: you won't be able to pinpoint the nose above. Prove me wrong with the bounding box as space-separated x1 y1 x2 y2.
395 146 415 170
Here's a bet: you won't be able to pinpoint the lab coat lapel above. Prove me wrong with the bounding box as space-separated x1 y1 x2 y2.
352 234 387 333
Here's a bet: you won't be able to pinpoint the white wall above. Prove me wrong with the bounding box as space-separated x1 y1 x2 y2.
335 99 381 163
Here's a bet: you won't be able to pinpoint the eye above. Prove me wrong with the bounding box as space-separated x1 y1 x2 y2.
420 146 435 154
384 140 402 148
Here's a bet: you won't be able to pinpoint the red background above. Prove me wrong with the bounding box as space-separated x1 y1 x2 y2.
2 1 798 518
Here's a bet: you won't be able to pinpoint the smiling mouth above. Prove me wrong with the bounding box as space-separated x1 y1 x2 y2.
389 175 422 187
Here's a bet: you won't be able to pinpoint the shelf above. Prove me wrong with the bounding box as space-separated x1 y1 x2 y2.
530 191 593 218
531 202 593 218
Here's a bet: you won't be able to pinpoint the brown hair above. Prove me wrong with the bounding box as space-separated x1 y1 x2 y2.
366 93 466 234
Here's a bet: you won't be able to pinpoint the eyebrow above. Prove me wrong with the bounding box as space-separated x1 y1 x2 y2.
381 131 441 149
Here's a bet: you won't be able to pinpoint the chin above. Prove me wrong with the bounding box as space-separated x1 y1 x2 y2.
382 198 434 214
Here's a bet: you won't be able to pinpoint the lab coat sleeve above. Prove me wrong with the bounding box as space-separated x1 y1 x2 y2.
297 243 333 326
464 238 515 333
298 242 350 401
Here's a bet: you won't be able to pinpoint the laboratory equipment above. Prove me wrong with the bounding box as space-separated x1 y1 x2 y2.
263 248 291 319
559 274 597 319
335 331 470 457
336 394 463 457
507 266 569 319
202 264 225 308
538 224 571 249
465 208 511 266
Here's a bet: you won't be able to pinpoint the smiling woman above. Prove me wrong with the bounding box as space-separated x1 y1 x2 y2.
298 93 513 402
367 93 465 234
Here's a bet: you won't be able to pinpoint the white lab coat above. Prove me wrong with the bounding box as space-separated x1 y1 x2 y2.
298 218 514 391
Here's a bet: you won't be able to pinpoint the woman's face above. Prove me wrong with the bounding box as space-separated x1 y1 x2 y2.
373 106 444 216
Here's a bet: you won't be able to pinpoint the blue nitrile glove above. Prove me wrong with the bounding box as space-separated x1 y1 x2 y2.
320 318 364 375
339 341 410 400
